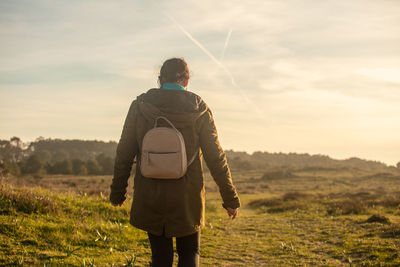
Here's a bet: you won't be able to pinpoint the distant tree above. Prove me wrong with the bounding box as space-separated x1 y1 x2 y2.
228 156 255 170
35 136 46 142
0 138 25 163
72 159 88 175
30 138 117 161
45 162 53 174
52 150 69 163
69 148 82 160
2 160 21 176
2 137 396 176
86 159 101 175
10 136 23 148
33 150 51 164
21 154 44 175
0 160 8 177
51 160 73 175
96 153 114 174
236 159 253 170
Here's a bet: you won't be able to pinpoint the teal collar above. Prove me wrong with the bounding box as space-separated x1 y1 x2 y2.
161 83 186 91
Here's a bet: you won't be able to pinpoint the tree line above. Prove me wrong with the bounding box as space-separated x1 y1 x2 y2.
15 153 113 176
0 137 116 176
0 137 398 177
225 150 398 172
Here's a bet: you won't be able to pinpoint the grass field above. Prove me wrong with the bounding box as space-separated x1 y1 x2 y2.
1 168 400 266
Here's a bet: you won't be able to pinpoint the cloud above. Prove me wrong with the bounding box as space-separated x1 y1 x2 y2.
356 68 400 84
0 63 121 85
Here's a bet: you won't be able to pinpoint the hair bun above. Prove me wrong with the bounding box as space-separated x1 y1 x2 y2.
159 58 190 85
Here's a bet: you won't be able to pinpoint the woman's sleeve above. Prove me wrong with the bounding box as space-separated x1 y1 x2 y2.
110 100 139 205
199 109 241 209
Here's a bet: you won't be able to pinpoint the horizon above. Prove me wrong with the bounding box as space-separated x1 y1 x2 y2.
1 0 400 166
2 135 396 167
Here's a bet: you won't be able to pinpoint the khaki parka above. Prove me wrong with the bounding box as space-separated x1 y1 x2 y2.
110 88 240 238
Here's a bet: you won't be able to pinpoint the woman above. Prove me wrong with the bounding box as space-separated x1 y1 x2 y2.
110 58 240 267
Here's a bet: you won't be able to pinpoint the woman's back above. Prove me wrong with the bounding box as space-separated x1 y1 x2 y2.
110 57 240 266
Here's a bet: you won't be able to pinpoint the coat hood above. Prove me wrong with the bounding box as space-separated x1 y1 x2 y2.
136 88 209 126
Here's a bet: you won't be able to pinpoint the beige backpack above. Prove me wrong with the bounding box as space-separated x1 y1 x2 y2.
140 116 198 179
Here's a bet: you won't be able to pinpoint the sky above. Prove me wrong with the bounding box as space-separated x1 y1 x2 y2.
1 0 399 165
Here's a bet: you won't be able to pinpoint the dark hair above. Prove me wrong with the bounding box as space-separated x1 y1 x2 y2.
158 58 190 85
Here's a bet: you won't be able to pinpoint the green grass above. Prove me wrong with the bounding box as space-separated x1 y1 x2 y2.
1 169 400 266
0 183 148 266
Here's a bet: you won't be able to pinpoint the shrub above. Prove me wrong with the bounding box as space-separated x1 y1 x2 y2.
248 191 311 213
282 192 310 201
248 198 282 208
0 160 8 177
327 199 367 215
378 196 400 208
347 191 373 199
248 197 306 213
2 160 21 176
365 214 391 224
267 203 306 213
0 183 56 214
261 170 294 180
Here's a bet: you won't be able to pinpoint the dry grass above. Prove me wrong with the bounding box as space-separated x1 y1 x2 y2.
380 224 400 238
1 168 400 265
248 190 400 216
376 196 400 208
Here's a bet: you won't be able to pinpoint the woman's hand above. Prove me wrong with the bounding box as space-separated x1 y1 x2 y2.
226 207 238 220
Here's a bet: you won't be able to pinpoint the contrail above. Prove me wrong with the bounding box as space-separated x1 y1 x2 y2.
220 28 232 61
165 14 236 86
165 14 263 116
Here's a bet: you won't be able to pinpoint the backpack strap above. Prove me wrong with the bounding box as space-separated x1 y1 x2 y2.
187 148 199 166
154 116 179 131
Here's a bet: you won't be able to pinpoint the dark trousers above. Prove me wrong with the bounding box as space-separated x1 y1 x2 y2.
147 231 200 267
